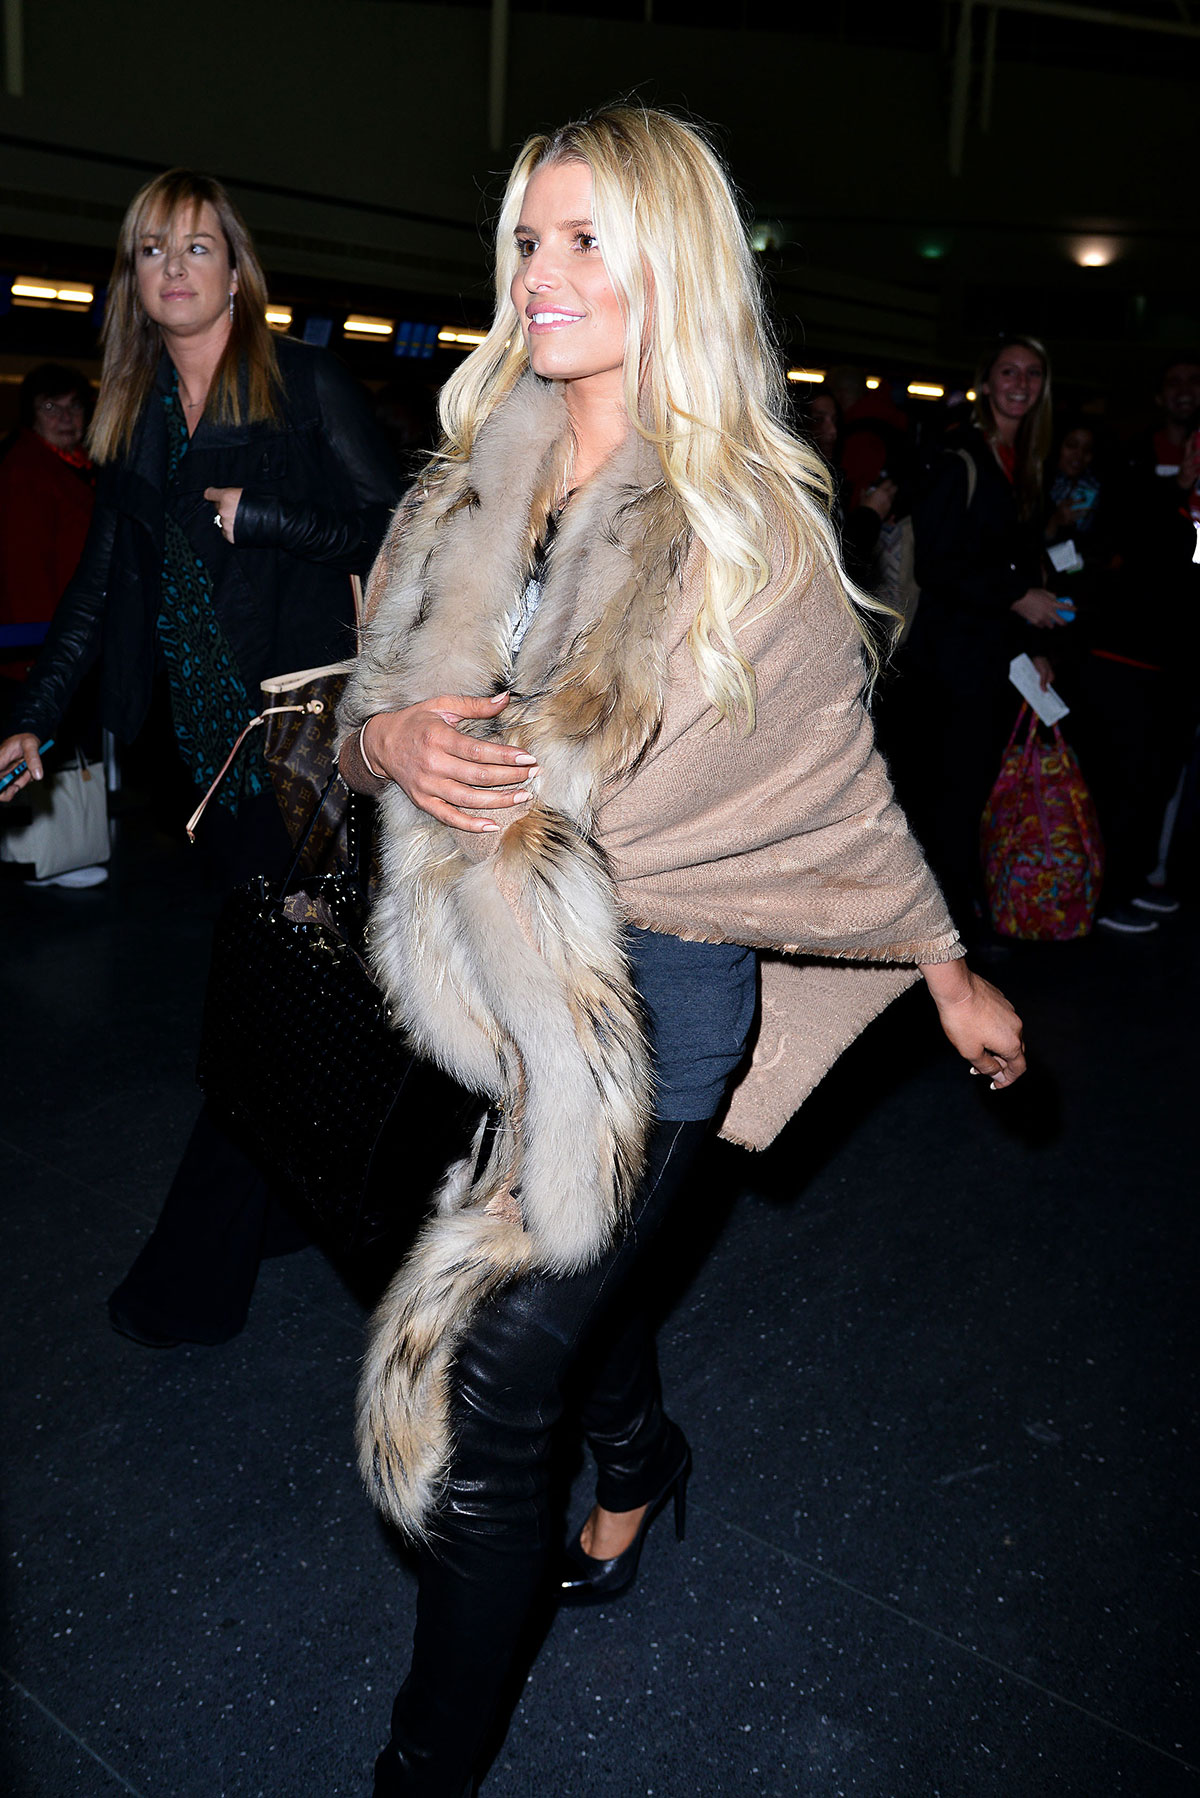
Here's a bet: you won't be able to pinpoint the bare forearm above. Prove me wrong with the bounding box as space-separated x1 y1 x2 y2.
920 957 973 1006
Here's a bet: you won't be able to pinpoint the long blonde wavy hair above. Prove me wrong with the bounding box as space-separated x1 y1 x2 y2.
89 168 280 464
436 105 891 724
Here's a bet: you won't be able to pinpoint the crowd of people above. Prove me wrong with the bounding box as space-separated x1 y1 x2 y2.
0 106 1191 1797
805 348 1200 947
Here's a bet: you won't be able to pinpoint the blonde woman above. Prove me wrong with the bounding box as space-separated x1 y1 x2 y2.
0 169 398 1346
337 108 1025 1796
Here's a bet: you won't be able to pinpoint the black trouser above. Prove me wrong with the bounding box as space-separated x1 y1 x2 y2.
1072 654 1199 908
109 785 299 1342
373 1117 710 1797
880 654 1015 942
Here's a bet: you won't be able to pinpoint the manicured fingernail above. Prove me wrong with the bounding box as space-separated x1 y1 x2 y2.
512 791 530 803
480 821 499 831
514 753 537 765
990 1080 1000 1091
969 1067 980 1077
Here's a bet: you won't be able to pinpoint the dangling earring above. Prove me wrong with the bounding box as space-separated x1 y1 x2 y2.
228 291 235 322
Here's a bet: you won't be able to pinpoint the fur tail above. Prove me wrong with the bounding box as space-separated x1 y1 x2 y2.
356 1201 533 1539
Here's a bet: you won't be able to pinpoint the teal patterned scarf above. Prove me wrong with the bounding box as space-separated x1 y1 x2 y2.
156 378 268 811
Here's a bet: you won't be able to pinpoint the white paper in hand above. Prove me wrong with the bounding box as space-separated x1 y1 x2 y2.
1009 654 1070 727
1047 538 1083 574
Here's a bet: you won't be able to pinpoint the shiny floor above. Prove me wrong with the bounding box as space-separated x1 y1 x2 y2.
1 817 1195 1797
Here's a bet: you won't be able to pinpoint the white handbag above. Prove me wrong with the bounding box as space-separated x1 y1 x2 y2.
0 748 110 879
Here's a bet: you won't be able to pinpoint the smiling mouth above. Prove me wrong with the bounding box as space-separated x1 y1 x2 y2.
527 309 584 329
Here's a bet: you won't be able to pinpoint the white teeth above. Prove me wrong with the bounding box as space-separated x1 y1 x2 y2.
531 311 578 325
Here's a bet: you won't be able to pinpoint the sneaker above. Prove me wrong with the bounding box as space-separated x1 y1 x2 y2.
1132 888 1180 915
24 864 109 889
1097 903 1159 935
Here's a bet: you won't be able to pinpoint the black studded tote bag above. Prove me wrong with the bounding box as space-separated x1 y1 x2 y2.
195 779 476 1259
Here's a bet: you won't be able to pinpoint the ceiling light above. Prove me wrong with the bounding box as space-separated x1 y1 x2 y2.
344 314 394 339
865 378 881 391
11 278 94 309
750 221 784 254
1071 238 1118 269
965 389 977 402
437 328 488 347
786 368 826 384
265 307 293 331
907 382 945 399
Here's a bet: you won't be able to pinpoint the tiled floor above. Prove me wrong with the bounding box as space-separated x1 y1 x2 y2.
1 822 1195 1796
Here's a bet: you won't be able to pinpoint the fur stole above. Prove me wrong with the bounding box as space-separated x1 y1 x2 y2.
338 376 689 1538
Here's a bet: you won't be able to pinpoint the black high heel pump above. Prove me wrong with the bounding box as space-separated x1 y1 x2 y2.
558 1427 691 1606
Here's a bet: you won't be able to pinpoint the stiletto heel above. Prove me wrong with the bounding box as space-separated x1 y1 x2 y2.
558 1423 691 1606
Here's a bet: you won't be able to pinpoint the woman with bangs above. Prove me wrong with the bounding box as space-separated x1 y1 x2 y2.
338 107 1025 1795
0 169 398 1347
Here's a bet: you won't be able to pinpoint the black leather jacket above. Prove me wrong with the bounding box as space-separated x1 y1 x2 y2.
907 427 1046 694
14 336 399 744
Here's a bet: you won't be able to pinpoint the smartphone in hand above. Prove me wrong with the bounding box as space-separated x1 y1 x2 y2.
0 737 55 795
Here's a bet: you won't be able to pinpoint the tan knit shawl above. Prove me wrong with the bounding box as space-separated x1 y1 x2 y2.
337 374 960 1537
597 524 964 1148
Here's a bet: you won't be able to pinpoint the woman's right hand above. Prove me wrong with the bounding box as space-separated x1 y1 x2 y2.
1011 587 1065 628
361 692 540 833
1044 500 1081 541
0 733 44 802
860 477 898 520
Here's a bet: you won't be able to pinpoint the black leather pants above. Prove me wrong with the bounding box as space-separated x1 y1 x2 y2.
372 1117 710 1797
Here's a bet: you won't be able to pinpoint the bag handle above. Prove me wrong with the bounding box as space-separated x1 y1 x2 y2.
1001 702 1034 761
954 446 978 509
187 571 364 844
184 699 329 843
351 572 364 650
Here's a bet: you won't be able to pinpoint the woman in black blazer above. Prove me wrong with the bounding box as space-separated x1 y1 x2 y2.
0 168 399 1345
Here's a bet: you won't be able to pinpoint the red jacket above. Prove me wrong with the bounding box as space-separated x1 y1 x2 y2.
0 429 95 678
